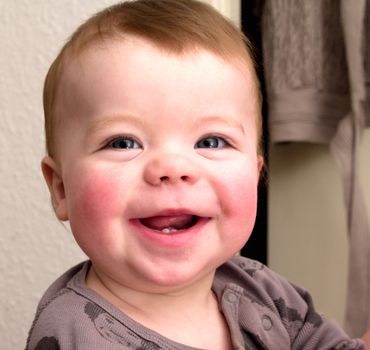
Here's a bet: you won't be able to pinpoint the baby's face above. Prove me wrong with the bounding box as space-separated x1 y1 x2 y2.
49 37 261 292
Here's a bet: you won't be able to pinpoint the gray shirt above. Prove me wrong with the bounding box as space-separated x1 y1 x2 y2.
26 256 366 349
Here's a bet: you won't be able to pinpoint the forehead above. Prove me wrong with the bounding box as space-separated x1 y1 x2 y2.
62 35 255 84
54 37 259 145
58 37 257 106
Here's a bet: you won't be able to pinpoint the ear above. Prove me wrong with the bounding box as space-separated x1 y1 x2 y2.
41 156 68 221
257 155 264 173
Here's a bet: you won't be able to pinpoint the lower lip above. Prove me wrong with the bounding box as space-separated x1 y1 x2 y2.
129 217 210 248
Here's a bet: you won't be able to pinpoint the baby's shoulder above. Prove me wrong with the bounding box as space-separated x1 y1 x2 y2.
26 262 96 349
36 262 87 308
218 255 286 288
26 262 158 350
216 257 365 349
216 256 322 330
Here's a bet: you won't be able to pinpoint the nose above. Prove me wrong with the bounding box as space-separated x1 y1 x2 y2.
143 154 200 186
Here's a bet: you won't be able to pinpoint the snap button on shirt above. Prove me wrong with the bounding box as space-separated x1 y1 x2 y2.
262 315 273 331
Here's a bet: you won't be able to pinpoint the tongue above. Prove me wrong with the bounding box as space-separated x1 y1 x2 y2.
140 215 195 230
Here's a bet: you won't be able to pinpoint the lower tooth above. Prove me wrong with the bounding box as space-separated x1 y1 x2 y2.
161 227 178 233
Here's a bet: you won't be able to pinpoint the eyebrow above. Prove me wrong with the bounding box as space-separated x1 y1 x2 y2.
197 116 245 134
87 114 246 135
87 114 144 135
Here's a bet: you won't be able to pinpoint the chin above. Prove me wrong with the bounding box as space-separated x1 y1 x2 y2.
135 255 227 293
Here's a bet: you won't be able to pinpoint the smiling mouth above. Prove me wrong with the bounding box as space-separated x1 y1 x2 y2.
139 214 199 233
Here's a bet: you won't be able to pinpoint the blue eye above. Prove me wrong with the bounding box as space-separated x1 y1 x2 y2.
195 136 227 149
108 137 141 150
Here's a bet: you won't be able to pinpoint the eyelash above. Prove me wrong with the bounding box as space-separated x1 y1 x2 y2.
102 134 232 151
104 136 142 150
195 135 231 149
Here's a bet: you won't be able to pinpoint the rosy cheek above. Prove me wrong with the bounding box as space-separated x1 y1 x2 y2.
233 180 258 214
223 169 259 230
67 171 122 237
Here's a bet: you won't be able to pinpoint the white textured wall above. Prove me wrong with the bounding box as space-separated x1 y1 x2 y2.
0 1 237 349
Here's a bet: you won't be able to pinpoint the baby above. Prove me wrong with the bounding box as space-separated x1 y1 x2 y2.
26 0 367 349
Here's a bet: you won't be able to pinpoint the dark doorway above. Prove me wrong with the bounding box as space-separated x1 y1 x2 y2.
240 1 269 265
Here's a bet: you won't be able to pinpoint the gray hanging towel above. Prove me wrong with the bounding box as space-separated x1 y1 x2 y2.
261 0 370 338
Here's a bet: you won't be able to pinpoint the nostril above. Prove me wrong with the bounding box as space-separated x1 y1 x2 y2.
159 175 189 182
144 155 200 185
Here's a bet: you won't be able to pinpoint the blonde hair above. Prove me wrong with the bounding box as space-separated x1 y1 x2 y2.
44 0 262 156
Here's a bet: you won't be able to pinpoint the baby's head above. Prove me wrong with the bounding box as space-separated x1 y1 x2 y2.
43 0 262 159
42 0 263 291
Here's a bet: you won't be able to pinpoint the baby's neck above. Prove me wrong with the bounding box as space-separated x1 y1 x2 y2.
86 265 233 350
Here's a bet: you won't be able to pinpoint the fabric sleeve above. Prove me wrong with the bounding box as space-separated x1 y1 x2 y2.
230 256 367 349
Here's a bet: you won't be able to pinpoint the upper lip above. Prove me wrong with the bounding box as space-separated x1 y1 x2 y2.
131 207 210 220
137 208 199 219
